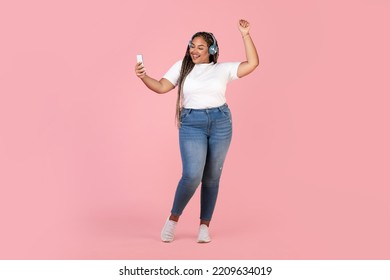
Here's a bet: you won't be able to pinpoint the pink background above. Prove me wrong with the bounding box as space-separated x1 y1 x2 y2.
1 0 389 259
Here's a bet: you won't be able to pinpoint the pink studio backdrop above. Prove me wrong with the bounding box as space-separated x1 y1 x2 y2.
0 0 389 259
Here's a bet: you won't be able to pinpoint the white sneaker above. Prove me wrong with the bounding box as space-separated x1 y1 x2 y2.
161 219 177 242
197 224 211 243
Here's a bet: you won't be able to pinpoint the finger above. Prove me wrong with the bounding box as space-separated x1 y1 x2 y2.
239 19 249 27
136 68 146 75
135 65 144 72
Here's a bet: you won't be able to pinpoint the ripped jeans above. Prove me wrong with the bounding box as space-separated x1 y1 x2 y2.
171 103 233 221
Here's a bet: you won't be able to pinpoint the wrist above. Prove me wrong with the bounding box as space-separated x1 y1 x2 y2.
242 33 250 38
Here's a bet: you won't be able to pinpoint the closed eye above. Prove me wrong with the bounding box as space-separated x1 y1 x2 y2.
189 43 206 50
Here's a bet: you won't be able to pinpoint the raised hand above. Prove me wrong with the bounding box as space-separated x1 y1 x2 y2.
238 19 251 37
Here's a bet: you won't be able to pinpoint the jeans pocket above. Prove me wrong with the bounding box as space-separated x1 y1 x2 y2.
220 107 232 122
180 109 191 122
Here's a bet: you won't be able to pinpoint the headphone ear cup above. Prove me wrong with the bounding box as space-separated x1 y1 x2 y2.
208 33 218 55
188 40 192 48
208 45 218 55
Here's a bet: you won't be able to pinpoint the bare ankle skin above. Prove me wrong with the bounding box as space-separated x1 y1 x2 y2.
169 214 180 222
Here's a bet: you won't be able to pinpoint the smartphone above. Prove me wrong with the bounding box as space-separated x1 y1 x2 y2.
136 54 143 65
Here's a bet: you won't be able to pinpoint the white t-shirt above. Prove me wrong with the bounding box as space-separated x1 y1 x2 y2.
163 60 240 109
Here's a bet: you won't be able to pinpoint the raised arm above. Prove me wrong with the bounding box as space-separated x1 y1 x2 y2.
135 62 175 94
236 19 259 78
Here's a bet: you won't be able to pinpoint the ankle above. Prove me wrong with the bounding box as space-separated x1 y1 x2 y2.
169 214 180 222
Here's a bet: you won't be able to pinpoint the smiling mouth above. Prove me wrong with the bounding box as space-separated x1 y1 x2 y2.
191 54 200 60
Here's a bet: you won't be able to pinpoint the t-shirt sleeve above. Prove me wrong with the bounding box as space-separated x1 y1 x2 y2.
162 60 182 86
224 62 241 81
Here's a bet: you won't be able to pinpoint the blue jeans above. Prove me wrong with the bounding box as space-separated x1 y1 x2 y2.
171 103 233 221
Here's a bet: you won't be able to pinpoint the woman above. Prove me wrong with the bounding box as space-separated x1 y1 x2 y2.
135 19 259 243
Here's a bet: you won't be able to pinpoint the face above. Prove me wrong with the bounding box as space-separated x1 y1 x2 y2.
189 36 210 64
